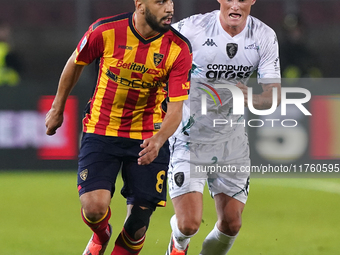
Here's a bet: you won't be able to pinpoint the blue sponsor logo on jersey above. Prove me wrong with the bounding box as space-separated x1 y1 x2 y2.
244 43 259 50
79 37 87 52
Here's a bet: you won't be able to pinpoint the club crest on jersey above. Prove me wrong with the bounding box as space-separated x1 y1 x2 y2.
153 53 164 67
226 43 238 59
174 172 185 187
80 169 88 181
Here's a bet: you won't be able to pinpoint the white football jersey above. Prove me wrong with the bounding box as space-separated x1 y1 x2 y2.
172 10 281 143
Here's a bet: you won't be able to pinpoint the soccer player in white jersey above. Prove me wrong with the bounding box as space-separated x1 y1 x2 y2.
166 1 281 255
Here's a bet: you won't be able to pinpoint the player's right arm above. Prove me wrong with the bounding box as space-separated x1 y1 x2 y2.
45 51 84 136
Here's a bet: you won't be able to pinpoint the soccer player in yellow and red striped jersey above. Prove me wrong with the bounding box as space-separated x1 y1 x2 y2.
45 1 192 255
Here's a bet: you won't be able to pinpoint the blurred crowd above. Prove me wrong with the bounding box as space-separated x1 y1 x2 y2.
0 21 22 86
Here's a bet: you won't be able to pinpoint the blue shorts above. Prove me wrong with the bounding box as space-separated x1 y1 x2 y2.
77 133 170 209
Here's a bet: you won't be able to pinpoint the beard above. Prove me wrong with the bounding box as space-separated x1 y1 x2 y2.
145 7 171 34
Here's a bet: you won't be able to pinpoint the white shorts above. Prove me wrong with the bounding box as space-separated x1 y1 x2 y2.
168 132 250 204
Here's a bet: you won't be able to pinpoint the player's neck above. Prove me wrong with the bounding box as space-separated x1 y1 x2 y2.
219 15 247 37
226 27 243 37
133 12 159 39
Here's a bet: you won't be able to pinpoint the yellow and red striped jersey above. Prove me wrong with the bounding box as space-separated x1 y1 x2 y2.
75 12 192 140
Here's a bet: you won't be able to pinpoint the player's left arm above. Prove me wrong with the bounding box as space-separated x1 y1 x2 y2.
236 82 281 109
138 100 183 165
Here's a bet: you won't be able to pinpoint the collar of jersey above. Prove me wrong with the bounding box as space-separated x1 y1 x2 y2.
129 12 165 44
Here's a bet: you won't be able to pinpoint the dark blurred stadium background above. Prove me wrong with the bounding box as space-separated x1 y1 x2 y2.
0 0 339 170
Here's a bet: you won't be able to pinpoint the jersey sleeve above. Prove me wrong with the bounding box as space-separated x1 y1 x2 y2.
74 24 104 65
257 28 281 84
172 15 200 40
167 44 192 102
172 19 187 34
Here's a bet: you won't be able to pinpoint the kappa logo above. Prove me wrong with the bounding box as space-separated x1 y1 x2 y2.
203 38 218 47
80 169 88 181
153 53 164 67
226 43 238 59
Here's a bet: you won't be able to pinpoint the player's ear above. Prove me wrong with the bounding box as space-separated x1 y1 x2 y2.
251 0 257 5
135 0 145 13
